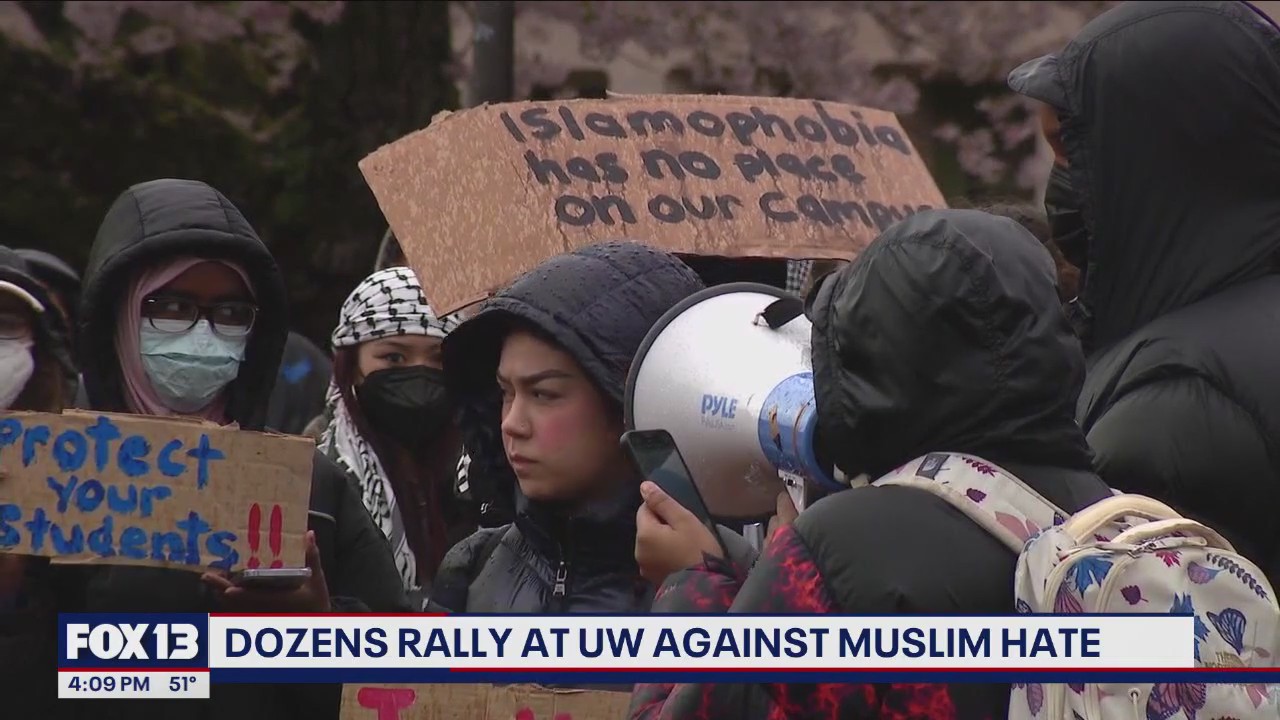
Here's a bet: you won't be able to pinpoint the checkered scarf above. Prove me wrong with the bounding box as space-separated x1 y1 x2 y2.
786 260 813 296
320 267 460 593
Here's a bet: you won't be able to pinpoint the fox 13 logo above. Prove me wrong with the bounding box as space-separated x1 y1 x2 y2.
59 613 208 668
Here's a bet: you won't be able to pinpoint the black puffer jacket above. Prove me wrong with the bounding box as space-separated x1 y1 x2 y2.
630 210 1112 720
431 242 712 614
50 179 409 720
1010 0 1280 584
0 246 74 718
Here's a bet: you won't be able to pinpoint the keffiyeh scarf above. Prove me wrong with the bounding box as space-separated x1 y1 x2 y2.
319 267 460 593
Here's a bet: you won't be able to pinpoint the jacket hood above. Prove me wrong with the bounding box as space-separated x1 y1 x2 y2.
78 179 288 430
1011 1 1280 348
0 246 75 379
15 249 80 294
442 241 704 527
809 209 1094 480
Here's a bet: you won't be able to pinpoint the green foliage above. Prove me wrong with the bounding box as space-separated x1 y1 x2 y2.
1 1 457 347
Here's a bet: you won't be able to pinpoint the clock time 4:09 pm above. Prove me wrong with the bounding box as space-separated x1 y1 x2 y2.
58 671 209 699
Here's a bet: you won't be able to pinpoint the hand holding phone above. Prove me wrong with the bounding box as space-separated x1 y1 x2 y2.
200 531 329 612
622 429 732 581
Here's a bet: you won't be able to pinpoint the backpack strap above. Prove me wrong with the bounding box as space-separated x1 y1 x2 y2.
1061 494 1187 544
875 453 1068 553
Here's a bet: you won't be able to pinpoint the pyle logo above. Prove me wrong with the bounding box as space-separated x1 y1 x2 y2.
66 623 200 661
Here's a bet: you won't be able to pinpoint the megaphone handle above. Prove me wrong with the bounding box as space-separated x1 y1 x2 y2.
759 297 805 329
779 470 807 513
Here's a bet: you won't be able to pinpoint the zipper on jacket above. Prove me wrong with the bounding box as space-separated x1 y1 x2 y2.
551 554 572 614
551 522 573 611
553 561 569 597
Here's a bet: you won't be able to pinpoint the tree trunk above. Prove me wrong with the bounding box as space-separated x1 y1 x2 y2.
270 0 458 345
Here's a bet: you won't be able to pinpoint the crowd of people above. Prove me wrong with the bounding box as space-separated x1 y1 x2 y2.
1 1 1279 718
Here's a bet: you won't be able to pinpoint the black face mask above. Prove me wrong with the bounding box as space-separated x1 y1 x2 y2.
1044 164 1089 273
356 366 453 448
1045 164 1097 349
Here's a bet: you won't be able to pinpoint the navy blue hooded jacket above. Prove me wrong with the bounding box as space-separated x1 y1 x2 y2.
431 242 708 614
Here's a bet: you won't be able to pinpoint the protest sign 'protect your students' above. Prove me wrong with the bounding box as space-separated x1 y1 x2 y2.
0 411 313 571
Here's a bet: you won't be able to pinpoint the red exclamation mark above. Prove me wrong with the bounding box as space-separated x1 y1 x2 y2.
247 503 262 569
269 504 283 569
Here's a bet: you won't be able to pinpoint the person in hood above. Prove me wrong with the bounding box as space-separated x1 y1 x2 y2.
429 241 753 615
55 178 408 720
318 267 478 604
14 248 80 339
628 210 1112 720
266 330 332 436
0 246 75 717
15 248 82 402
1009 0 1280 583
0 247 73 414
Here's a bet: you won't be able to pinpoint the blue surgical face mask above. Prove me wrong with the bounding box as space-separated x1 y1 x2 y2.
140 320 247 413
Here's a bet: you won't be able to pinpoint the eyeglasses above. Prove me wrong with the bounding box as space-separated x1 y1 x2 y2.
142 296 258 338
0 311 33 341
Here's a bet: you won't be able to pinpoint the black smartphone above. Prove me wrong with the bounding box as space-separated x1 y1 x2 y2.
620 429 731 558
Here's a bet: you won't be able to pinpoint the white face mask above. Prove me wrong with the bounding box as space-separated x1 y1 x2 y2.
140 320 247 413
0 338 35 410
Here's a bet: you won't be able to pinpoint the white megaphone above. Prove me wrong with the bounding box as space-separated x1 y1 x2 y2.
624 282 843 519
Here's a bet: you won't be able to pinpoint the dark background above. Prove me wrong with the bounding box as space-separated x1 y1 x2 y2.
1 1 1114 348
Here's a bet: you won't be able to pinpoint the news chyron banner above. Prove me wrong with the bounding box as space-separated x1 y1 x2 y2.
55 612 1244 702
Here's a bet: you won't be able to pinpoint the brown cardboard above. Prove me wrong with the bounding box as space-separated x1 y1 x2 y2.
0 410 313 572
340 683 632 720
359 94 946 315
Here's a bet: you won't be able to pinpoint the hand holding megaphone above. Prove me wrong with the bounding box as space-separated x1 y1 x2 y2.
766 491 799 544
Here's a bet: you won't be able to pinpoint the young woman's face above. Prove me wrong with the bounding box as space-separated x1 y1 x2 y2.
146 262 254 330
497 330 625 503
356 335 444 383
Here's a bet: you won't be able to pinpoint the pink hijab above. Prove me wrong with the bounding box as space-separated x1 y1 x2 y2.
115 257 255 423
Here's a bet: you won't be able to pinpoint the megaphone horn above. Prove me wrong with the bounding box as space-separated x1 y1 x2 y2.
625 282 840 520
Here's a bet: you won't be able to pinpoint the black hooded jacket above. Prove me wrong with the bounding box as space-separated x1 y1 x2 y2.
1011 1 1280 583
630 210 1112 720
10 248 80 397
430 242 712 615
51 179 408 720
0 246 74 718
15 248 81 319
0 247 75 388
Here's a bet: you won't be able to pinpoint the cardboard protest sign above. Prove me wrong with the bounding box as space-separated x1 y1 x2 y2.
0 410 313 572
341 683 632 720
360 93 946 315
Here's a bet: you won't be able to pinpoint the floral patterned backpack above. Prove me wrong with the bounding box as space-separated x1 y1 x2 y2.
875 452 1280 720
